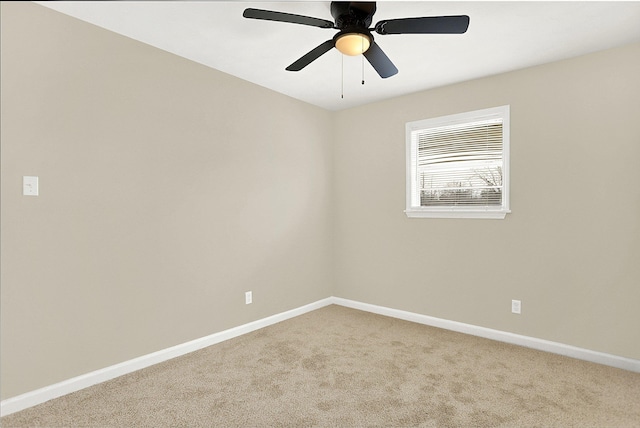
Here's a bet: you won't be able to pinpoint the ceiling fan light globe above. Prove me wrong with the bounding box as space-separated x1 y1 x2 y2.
335 33 371 56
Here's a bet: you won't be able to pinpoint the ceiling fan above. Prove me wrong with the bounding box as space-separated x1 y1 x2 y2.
243 2 469 79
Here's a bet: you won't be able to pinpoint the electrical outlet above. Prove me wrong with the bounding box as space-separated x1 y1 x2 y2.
511 299 521 314
245 291 252 305
23 176 39 196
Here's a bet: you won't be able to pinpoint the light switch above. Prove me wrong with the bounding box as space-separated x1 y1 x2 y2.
23 176 39 196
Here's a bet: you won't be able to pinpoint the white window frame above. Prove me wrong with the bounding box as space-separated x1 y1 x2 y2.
405 105 511 219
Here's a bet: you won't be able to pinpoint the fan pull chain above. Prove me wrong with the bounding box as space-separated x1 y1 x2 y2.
341 54 344 99
361 37 365 85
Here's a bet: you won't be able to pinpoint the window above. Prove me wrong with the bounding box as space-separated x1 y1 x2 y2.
406 105 510 219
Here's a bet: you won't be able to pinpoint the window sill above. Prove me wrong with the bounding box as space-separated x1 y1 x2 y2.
404 208 510 219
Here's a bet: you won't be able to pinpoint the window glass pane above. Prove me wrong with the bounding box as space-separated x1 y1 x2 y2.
414 119 503 207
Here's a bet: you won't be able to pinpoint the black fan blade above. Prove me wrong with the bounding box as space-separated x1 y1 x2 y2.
243 8 334 29
286 40 336 71
363 41 398 79
375 15 470 35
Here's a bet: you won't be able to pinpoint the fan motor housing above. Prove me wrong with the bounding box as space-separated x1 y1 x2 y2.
331 2 376 29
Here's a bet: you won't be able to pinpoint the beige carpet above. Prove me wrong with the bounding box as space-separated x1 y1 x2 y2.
2 305 640 427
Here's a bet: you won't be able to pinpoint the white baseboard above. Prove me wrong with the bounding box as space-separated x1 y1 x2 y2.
3 296 638 417
0 297 334 417
332 297 640 374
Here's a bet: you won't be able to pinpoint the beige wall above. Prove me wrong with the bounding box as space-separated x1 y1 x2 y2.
1 2 333 399
2 1 639 402
334 43 640 361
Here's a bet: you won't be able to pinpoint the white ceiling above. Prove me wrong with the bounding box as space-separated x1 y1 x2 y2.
36 1 640 111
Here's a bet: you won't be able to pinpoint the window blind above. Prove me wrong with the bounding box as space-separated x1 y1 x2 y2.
413 118 504 207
